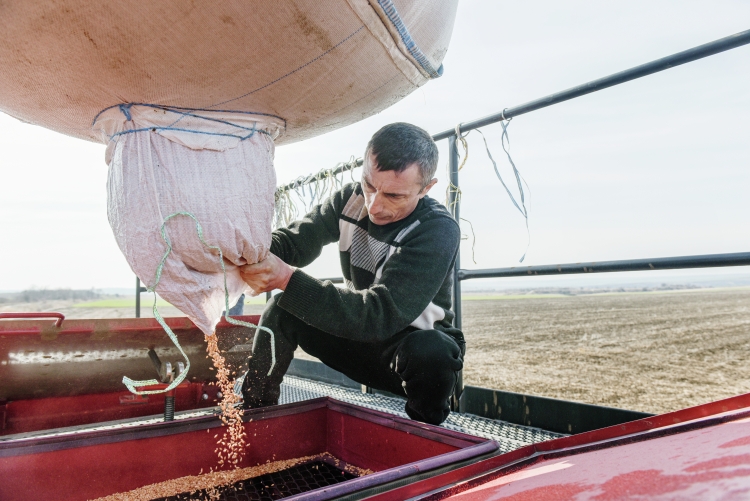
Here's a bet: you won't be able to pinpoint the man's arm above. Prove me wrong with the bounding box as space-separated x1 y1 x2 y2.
277 215 460 342
241 184 351 293
270 185 351 267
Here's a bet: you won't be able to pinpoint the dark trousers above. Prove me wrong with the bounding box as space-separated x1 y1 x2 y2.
242 293 463 425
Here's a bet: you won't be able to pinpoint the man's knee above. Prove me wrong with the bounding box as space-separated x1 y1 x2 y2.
393 330 463 374
392 330 463 425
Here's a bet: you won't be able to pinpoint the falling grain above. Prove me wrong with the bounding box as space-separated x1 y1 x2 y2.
205 333 245 468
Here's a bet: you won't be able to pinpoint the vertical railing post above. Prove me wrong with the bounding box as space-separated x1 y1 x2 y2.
135 277 147 318
135 277 141 318
448 133 464 411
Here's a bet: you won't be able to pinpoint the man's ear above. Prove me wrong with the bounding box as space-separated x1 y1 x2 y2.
419 178 438 198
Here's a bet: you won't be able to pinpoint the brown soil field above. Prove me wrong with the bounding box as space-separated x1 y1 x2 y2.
3 288 749 415
461 288 750 414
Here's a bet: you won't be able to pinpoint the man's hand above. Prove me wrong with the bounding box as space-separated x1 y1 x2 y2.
239 254 295 294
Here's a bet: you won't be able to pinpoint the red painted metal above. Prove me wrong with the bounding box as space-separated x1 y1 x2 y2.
366 392 750 500
0 314 259 435
0 312 65 327
0 400 6 430
0 398 494 501
0 314 260 399
444 413 750 500
0 382 223 435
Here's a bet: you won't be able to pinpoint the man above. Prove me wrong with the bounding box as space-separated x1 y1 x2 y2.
240 122 463 425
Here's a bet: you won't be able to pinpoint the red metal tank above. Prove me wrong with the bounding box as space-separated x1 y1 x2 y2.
0 313 259 433
365 393 750 500
0 398 496 501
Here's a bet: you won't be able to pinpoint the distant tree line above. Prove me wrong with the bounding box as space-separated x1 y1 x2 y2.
0 289 102 303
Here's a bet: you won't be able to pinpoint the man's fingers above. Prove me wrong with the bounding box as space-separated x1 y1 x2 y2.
240 262 268 275
239 254 292 292
239 263 274 293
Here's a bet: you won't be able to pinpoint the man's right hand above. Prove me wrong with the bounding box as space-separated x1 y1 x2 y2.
239 254 295 294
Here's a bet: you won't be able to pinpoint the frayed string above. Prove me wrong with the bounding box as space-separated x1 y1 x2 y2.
273 157 360 229
476 120 531 263
448 126 478 264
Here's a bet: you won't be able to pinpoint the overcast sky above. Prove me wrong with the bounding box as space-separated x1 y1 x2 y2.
1 1 749 292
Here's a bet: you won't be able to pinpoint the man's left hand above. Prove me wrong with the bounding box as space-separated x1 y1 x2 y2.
239 254 295 294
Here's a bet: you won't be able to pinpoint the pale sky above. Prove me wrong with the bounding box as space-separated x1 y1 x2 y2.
1 1 749 292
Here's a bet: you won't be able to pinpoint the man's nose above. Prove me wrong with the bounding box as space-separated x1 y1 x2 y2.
368 193 384 215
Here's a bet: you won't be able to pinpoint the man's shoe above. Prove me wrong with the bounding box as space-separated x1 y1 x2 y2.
404 400 450 426
235 373 276 409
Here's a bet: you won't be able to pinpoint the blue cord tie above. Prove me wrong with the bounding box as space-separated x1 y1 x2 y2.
108 126 268 142
92 103 285 144
118 103 133 121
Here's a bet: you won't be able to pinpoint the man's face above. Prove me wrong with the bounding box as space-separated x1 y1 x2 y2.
361 152 436 225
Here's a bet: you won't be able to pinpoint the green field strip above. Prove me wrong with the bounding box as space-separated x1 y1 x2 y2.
244 296 267 305
73 298 174 308
75 295 267 308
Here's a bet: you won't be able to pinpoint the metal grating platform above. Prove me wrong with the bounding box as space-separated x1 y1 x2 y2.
280 375 564 452
1 375 564 451
155 460 356 501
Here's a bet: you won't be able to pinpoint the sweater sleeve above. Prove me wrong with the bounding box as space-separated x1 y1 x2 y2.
277 214 460 342
270 185 352 267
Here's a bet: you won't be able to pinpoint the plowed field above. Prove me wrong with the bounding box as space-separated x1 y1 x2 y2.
460 288 750 414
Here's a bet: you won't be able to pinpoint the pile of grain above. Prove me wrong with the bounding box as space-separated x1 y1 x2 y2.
91 455 313 501
90 453 372 501
205 333 245 468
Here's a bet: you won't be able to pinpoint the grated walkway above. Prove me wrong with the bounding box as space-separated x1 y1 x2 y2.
280 375 564 452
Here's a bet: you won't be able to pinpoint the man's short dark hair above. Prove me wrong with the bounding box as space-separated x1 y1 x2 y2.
366 123 439 189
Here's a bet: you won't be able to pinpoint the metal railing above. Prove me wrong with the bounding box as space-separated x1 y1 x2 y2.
458 252 750 281
245 28 750 408
441 28 750 332
442 28 750 406
133 29 750 410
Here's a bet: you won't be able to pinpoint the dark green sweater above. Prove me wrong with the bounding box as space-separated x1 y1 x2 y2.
271 182 463 346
